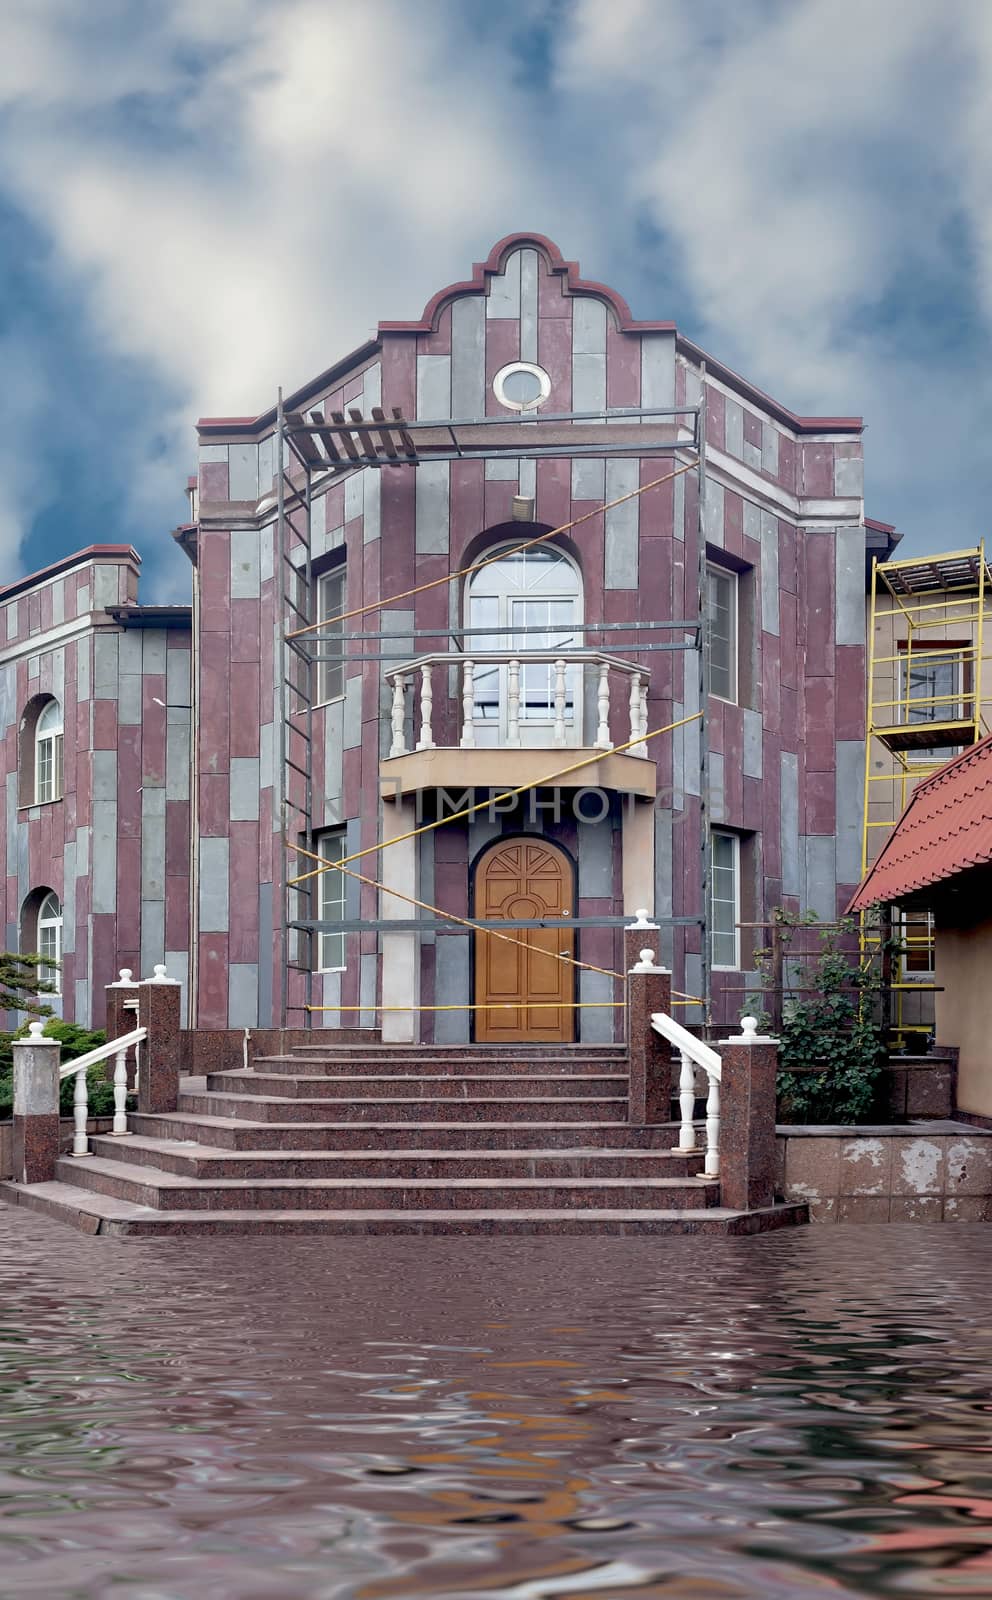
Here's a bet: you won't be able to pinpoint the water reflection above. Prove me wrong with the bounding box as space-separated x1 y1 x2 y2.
2 1208 992 1598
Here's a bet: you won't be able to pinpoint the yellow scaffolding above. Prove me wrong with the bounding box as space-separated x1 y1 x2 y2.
862 541 992 1043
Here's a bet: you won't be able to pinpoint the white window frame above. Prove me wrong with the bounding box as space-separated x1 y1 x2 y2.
705 564 738 705
316 563 346 706
897 909 935 981
35 699 64 805
465 541 584 747
492 361 552 413
898 648 965 764
37 890 62 996
315 831 347 972
709 830 741 971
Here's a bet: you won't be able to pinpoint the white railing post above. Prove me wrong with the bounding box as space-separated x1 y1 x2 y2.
596 661 611 748
678 1049 697 1152
416 662 435 750
71 1063 90 1157
507 658 521 746
638 682 649 758
553 658 567 746
705 1072 720 1177
111 1047 130 1136
628 672 647 757
461 659 476 747
389 673 407 758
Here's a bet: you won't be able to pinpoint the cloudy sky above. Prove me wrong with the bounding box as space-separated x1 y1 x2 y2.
2 0 990 598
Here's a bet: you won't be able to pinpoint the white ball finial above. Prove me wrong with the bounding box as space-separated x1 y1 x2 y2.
28 1019 46 1039
628 908 658 931
119 968 134 985
639 948 655 966
740 1016 758 1041
152 963 168 982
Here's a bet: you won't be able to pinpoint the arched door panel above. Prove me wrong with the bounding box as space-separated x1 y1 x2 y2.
473 838 575 1043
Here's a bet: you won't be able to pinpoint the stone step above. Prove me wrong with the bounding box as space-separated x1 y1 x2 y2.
206 1069 628 1100
254 1054 629 1076
180 1091 630 1124
88 1132 704 1181
0 1181 810 1237
285 1044 629 1060
55 1156 719 1212
132 1112 685 1152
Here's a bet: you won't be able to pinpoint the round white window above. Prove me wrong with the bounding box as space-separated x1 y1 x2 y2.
492 361 552 413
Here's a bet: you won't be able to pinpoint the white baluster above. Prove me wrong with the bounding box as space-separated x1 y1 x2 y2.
629 672 641 751
553 658 567 746
637 683 649 758
705 1071 720 1177
507 658 521 746
389 673 407 758
112 1047 130 1136
71 1063 90 1157
461 660 476 747
595 661 611 749
678 1049 697 1152
416 662 435 750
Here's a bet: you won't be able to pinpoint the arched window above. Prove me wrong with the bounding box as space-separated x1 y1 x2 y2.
466 543 584 747
20 696 64 806
21 888 63 997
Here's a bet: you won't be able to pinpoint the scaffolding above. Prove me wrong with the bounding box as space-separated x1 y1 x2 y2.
862 541 992 1043
271 396 708 1032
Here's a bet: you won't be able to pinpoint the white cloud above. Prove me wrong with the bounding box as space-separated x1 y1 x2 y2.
1 0 992 581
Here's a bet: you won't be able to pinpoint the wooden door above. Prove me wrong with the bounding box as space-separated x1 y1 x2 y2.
473 838 575 1043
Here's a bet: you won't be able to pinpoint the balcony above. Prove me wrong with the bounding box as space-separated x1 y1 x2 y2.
380 650 657 800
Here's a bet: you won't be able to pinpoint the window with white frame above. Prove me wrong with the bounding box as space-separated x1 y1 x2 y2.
315 831 347 971
710 831 740 970
34 698 64 804
898 645 967 762
316 563 346 705
898 908 935 979
706 564 738 703
37 891 62 995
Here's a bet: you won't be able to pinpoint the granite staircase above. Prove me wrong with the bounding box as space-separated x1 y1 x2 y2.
5 1042 806 1235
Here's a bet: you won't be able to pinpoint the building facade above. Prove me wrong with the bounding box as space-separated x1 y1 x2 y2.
0 546 192 1027
1 235 889 1037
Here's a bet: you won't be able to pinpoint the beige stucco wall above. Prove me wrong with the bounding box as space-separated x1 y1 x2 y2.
935 917 992 1118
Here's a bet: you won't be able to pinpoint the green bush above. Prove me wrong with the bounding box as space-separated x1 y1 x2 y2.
758 913 888 1125
0 1020 111 1122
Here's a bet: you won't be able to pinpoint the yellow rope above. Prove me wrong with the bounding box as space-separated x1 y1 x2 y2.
290 840 625 984
304 1001 625 1012
287 458 697 638
289 711 702 885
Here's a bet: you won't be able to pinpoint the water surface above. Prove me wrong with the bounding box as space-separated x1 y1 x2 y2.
2 1206 992 1598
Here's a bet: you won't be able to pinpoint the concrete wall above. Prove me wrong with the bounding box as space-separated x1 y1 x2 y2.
189 236 869 1033
777 1123 992 1221
0 550 191 1027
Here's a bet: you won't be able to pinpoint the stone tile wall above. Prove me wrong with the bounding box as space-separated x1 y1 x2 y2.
776 1122 992 1222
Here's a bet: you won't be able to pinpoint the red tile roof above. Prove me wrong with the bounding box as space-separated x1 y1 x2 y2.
848 733 992 910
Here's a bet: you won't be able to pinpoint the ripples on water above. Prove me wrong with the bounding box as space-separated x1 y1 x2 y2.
2 1209 992 1599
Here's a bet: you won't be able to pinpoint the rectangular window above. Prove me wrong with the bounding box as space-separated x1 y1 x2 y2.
315 830 347 971
36 734 63 804
899 909 935 979
898 645 967 762
706 565 738 703
316 564 346 705
710 830 740 970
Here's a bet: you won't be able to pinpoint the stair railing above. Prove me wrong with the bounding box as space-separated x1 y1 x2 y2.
650 1010 723 1177
29 1019 150 1157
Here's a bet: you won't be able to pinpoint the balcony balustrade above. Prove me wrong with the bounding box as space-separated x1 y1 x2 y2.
384 651 649 757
